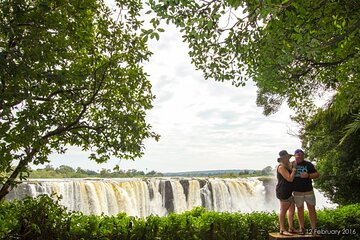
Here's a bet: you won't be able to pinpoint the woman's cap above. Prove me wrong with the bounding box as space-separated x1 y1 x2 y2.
279 150 293 157
278 150 292 162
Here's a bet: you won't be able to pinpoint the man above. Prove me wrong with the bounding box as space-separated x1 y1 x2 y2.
292 149 319 234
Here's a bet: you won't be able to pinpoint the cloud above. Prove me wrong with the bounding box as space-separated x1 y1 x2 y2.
44 12 301 173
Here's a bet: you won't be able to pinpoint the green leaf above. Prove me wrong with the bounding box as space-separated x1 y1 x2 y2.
207 20 213 29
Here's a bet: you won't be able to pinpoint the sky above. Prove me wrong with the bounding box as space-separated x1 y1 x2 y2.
43 4 302 173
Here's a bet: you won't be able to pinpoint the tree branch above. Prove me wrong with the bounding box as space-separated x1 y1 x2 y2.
33 87 88 102
309 52 356 67
42 61 109 140
321 18 360 48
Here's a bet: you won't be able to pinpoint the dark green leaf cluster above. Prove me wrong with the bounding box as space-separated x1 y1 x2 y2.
148 0 250 87
316 204 360 237
1 195 359 240
301 99 360 205
147 0 360 207
0 194 71 240
148 0 360 117
0 0 159 199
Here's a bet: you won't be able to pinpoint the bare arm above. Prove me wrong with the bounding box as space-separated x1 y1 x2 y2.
309 171 319 179
278 165 297 182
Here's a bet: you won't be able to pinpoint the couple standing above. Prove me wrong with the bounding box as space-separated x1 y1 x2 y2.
276 149 319 235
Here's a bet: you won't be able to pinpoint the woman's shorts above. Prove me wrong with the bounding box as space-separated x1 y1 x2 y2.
293 191 316 207
280 195 294 203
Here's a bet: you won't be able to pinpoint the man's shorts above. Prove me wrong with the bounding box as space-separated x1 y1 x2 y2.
293 191 316 207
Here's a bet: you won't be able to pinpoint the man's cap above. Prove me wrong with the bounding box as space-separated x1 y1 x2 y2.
294 149 304 154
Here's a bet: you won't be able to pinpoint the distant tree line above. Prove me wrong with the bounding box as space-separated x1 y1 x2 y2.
218 167 274 178
29 165 274 179
29 165 164 179
164 166 275 178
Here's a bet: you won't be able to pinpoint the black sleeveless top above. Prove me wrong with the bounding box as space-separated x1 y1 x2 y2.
276 165 293 200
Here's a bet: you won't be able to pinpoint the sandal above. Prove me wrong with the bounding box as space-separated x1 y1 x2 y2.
280 230 293 236
288 228 298 234
298 228 305 235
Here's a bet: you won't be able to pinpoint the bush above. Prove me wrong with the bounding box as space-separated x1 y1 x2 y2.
315 204 360 238
0 195 359 240
0 199 20 238
0 194 71 240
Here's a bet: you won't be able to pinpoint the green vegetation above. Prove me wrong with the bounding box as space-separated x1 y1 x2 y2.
28 165 273 179
1 0 359 207
146 0 360 205
211 170 273 179
0 195 359 240
28 165 163 178
0 0 159 200
301 102 360 205
165 166 274 178
147 0 360 115
217 168 273 178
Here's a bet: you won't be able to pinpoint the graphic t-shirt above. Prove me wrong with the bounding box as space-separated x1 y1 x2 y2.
293 160 317 192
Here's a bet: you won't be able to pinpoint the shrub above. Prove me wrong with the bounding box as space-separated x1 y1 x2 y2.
0 194 71 240
1 195 359 240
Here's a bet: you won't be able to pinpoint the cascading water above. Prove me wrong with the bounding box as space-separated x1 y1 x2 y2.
6 177 332 217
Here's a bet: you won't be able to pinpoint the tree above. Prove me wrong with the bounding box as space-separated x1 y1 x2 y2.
0 0 159 200
99 168 112 178
76 167 87 175
44 165 54 171
146 0 360 204
148 0 360 116
301 102 360 205
56 165 75 175
261 166 273 175
146 170 156 175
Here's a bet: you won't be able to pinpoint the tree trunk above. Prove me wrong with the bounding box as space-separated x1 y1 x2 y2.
0 150 36 201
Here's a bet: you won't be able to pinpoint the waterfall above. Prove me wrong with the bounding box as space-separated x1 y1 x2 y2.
6 177 332 217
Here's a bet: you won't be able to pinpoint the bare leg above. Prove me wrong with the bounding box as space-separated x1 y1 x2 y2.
306 202 316 232
279 201 291 232
297 204 305 232
287 202 295 231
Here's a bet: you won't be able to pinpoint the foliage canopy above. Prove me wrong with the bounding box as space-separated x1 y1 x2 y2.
146 0 360 204
148 0 360 117
0 0 159 199
1 0 360 205
301 101 360 205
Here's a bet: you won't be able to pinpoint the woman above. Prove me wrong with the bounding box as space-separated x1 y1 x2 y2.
276 150 297 235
